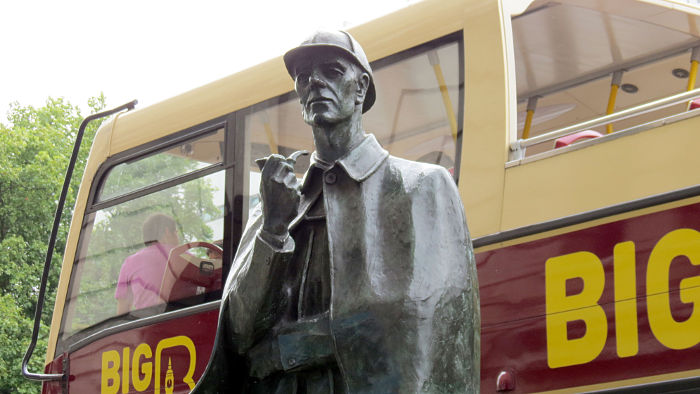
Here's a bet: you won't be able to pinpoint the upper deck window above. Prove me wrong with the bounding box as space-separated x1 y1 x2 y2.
98 127 224 201
512 0 700 156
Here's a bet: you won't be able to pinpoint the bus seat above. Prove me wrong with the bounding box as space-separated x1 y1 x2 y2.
159 242 223 303
555 130 603 148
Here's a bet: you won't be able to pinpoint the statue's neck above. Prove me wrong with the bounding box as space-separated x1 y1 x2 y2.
312 112 364 163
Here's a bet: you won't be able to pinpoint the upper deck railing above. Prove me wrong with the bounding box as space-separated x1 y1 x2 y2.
509 87 700 161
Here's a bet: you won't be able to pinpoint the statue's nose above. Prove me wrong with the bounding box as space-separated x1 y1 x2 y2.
309 70 327 87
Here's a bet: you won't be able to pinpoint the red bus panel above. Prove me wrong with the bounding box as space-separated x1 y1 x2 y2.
66 309 218 394
478 201 700 392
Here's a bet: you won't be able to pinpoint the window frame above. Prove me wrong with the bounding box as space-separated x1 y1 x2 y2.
89 121 228 212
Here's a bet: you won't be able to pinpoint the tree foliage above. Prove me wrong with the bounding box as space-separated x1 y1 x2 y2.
0 96 106 393
0 95 223 393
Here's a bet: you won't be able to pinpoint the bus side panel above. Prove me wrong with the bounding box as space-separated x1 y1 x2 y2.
477 200 700 393
67 309 218 394
42 353 65 394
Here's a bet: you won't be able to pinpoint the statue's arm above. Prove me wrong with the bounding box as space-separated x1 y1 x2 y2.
223 212 296 354
191 210 295 393
225 152 302 353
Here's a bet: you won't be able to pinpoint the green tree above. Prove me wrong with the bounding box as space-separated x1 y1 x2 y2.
0 95 222 393
0 95 106 393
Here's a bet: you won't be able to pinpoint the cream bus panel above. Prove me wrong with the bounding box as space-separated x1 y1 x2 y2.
501 114 700 232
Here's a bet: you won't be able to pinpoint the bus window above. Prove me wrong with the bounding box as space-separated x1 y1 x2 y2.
57 132 226 351
99 128 225 201
512 1 700 157
241 35 463 218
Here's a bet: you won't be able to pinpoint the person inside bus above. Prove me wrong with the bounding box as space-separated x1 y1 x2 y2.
114 213 179 314
194 31 478 393
206 239 224 260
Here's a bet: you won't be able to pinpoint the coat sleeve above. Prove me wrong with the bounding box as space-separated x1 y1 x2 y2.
192 206 295 393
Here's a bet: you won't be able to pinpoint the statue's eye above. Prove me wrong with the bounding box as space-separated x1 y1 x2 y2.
322 63 345 78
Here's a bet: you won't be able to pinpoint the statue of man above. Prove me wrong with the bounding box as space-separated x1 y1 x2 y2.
194 30 479 393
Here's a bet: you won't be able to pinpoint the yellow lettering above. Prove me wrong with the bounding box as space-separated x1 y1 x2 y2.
101 350 121 394
546 251 607 368
614 241 638 357
154 336 197 393
647 228 700 349
121 347 130 393
132 343 153 392
100 335 197 393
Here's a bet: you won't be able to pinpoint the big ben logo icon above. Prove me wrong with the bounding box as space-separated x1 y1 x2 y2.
165 358 175 394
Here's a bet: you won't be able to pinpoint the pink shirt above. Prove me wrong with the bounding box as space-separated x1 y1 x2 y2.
115 243 172 310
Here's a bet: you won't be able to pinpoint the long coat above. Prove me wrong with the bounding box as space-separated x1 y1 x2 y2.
193 135 480 393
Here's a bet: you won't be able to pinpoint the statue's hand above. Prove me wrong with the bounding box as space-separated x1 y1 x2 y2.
258 152 306 238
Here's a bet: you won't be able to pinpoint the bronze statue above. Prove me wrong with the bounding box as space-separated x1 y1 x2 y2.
193 30 479 393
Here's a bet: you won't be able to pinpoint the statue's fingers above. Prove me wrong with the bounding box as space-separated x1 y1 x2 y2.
255 157 267 170
282 170 299 190
260 154 288 178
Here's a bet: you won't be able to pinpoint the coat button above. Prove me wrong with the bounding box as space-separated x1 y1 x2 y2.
324 172 337 185
288 357 296 366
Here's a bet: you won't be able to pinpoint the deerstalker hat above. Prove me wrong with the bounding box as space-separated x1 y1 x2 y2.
284 30 376 113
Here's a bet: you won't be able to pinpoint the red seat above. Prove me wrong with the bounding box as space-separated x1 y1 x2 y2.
555 130 604 148
159 242 223 303
689 98 700 110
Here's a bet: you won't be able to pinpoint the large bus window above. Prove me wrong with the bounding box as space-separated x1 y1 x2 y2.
512 1 700 157
241 36 462 217
58 142 226 350
99 127 225 201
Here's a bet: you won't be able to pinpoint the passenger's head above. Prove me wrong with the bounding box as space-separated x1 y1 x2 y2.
142 213 178 247
207 240 224 259
284 31 375 127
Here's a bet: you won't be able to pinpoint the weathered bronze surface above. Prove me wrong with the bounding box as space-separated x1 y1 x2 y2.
193 30 480 393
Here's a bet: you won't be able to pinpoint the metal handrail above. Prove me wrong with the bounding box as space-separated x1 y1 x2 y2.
511 87 700 152
22 100 137 383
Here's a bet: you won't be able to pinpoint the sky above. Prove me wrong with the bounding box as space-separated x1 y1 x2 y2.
0 0 417 119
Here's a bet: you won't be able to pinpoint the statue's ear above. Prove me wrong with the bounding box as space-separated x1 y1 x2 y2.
355 71 370 106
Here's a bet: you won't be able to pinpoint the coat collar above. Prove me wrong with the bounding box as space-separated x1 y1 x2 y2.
302 134 388 191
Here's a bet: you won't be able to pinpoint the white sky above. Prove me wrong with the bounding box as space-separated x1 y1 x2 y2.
0 0 417 119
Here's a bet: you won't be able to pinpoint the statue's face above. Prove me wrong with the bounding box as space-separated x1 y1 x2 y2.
293 53 365 127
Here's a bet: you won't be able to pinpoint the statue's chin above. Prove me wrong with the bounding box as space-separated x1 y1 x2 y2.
305 112 334 128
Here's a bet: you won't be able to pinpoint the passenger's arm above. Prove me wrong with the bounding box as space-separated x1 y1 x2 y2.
116 295 132 314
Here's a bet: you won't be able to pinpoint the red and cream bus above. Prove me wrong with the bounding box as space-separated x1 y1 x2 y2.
24 0 700 392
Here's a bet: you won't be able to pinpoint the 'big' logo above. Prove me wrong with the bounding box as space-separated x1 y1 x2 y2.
101 335 196 394
545 228 700 368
